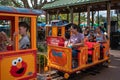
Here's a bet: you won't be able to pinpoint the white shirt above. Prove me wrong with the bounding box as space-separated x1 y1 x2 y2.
19 35 30 49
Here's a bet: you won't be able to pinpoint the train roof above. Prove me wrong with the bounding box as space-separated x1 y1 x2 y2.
0 6 44 15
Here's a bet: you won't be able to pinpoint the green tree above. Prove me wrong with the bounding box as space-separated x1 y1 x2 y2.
59 14 67 20
95 15 106 25
0 0 13 6
10 0 48 9
80 12 87 23
0 0 50 9
111 16 117 21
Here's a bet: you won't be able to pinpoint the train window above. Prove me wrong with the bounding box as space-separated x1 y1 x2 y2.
57 27 61 36
18 17 31 50
0 20 11 51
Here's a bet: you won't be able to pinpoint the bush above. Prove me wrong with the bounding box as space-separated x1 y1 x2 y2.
37 45 45 52
37 44 47 52
37 54 47 68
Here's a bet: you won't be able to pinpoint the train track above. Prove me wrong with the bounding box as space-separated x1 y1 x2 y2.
37 70 64 80
37 64 108 80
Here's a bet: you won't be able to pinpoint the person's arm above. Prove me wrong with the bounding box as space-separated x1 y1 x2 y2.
72 39 84 47
103 34 107 42
97 34 107 43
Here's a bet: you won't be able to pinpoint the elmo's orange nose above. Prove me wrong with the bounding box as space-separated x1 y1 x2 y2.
16 62 22 68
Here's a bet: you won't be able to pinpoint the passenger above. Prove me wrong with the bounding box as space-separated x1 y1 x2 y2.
64 32 70 47
69 23 84 68
88 30 96 42
95 27 107 43
0 31 11 51
88 35 96 42
83 27 90 42
99 26 106 33
12 22 30 50
18 22 30 49
95 27 107 59
84 27 90 36
0 32 7 51
86 30 96 63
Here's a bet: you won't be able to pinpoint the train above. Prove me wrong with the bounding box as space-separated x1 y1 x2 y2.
0 6 43 80
45 24 110 79
0 6 110 80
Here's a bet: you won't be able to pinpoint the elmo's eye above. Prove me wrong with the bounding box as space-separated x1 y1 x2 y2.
17 57 22 62
12 60 18 66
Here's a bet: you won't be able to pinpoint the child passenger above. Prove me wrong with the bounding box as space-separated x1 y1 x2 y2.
18 22 30 49
0 31 11 51
88 30 96 42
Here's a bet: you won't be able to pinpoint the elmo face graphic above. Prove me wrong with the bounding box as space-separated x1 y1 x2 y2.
10 57 27 77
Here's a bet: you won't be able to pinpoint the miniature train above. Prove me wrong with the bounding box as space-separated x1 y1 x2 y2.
0 6 43 80
0 6 110 80
46 25 110 79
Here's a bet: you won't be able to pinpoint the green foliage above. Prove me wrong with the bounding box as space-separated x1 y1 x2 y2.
60 14 67 20
111 15 120 28
80 12 87 22
37 54 47 68
111 16 117 21
37 44 47 52
73 13 78 24
37 45 44 52
95 15 106 24
0 20 3 24
37 16 46 23
0 0 23 7
0 0 13 6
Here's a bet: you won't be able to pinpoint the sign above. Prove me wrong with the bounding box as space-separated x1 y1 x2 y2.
46 36 65 46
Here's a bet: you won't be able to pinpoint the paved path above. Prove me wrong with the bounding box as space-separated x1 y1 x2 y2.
78 50 120 80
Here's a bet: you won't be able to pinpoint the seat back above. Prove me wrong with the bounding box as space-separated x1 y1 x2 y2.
85 42 96 55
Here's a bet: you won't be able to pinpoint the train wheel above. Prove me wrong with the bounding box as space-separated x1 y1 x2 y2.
44 66 49 72
64 73 70 79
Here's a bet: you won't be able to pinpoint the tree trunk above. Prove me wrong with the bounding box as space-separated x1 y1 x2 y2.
21 0 30 8
11 0 48 9
11 0 22 7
